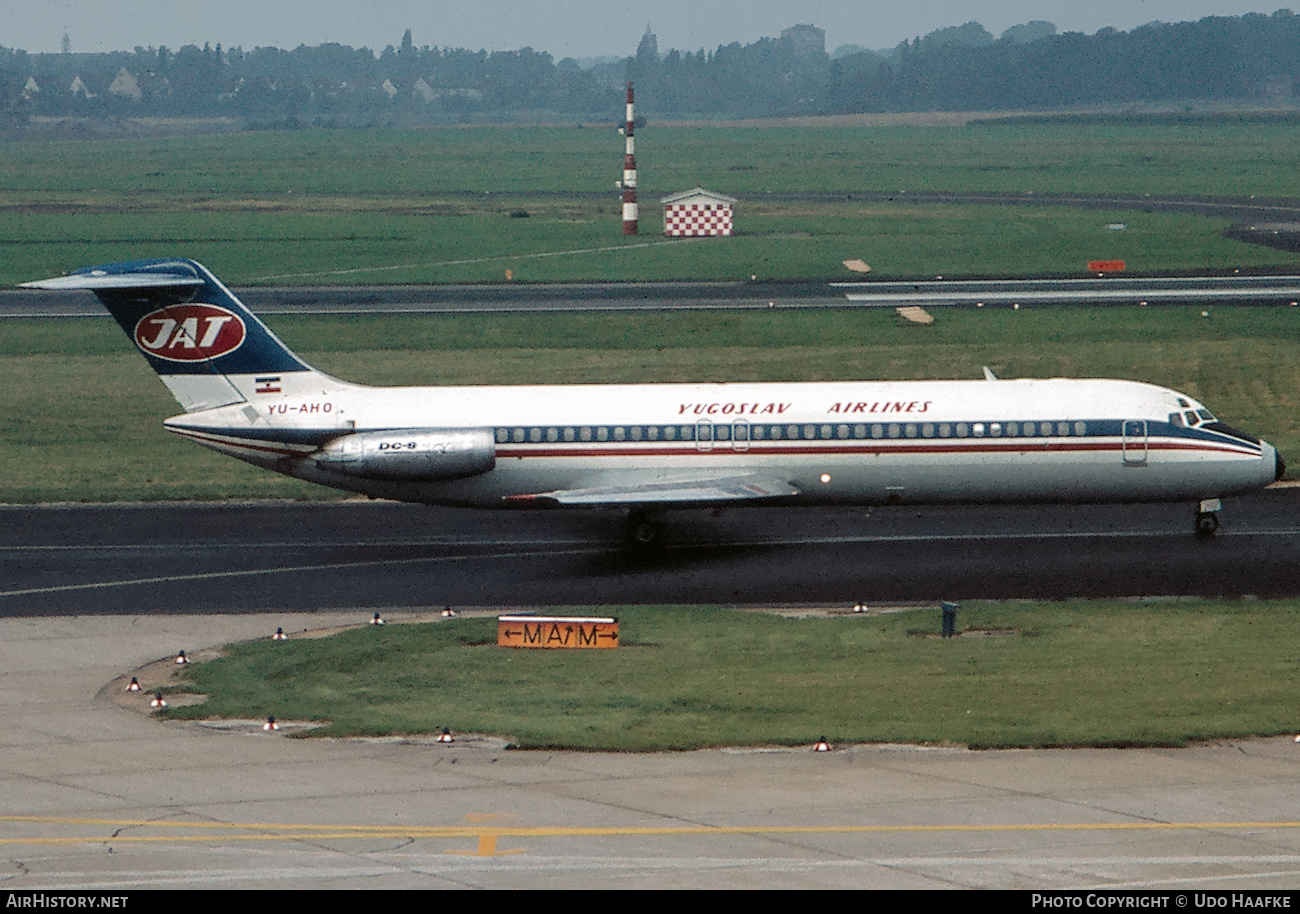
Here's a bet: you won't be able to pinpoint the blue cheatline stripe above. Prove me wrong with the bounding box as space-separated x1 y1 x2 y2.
487 419 1260 453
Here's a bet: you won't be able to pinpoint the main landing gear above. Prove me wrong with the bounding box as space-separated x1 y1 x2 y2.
1194 498 1222 538
624 510 666 550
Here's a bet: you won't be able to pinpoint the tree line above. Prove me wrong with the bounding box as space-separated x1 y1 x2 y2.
2 10 1299 129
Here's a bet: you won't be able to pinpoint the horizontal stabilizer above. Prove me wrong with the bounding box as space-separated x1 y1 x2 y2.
21 271 204 291
505 473 798 506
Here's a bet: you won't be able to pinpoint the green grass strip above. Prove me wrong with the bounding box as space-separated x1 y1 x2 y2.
162 601 1300 751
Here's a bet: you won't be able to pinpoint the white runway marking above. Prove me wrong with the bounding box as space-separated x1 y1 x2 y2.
0 547 604 598
255 240 682 282
25 854 1300 888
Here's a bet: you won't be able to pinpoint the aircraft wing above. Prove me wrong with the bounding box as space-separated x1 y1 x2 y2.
504 473 799 506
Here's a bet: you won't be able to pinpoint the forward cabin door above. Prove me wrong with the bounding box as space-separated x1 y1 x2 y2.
1122 420 1148 466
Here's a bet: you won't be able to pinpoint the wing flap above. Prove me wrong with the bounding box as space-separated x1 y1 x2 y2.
505 474 799 506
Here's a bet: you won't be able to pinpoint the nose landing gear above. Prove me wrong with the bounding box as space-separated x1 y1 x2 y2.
1195 498 1222 538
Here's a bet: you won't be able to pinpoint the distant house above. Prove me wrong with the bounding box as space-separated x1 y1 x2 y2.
412 78 436 103
68 75 95 98
108 68 142 101
661 187 737 237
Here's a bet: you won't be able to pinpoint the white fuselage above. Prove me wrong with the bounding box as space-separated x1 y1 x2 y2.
166 373 1279 509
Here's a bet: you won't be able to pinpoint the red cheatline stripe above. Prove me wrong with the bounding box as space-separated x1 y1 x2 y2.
167 430 1261 462
167 429 310 458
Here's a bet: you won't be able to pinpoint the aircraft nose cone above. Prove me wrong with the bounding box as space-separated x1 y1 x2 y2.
1276 448 1287 481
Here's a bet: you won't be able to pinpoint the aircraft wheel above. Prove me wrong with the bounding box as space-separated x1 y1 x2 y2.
1195 511 1220 538
625 514 664 549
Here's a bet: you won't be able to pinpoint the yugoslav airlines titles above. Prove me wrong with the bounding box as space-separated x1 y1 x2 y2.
22 259 1283 546
679 401 934 415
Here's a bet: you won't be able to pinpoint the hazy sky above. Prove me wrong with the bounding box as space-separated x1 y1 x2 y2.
6 1 1291 58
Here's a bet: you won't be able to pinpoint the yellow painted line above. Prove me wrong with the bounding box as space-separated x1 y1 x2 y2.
3 815 1300 845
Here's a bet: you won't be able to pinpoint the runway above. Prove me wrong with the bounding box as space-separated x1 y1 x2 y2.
7 274 1300 318
3 489 1299 616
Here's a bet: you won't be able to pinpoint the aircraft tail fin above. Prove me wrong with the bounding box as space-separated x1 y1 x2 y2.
22 259 328 412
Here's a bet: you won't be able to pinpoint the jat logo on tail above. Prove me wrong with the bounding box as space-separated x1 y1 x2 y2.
133 305 246 362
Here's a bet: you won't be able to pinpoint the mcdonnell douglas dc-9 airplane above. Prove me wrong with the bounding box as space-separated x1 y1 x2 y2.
24 258 1284 545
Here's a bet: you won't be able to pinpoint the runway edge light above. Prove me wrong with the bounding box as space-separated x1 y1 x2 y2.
175 650 188 664
438 727 454 743
264 716 280 732
272 627 287 641
126 677 140 692
150 692 167 709
814 736 831 752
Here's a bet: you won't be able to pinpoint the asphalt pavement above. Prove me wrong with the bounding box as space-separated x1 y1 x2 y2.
3 489 1299 617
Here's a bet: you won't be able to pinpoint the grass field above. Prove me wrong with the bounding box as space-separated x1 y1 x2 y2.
3 122 1300 284
159 601 1300 751
3 305 1297 502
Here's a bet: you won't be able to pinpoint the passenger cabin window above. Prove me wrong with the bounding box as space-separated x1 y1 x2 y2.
493 419 1101 448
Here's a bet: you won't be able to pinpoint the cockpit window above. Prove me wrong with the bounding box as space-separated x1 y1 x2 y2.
1178 408 1218 428
1169 412 1184 427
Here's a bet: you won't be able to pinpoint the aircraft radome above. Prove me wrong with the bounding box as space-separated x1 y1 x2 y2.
22 259 1284 547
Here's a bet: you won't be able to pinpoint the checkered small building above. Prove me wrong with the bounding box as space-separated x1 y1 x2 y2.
661 187 737 237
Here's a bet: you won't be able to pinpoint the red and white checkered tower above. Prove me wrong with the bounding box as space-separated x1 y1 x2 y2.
622 82 638 235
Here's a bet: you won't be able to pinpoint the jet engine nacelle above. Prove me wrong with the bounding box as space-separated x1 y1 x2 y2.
314 428 496 481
